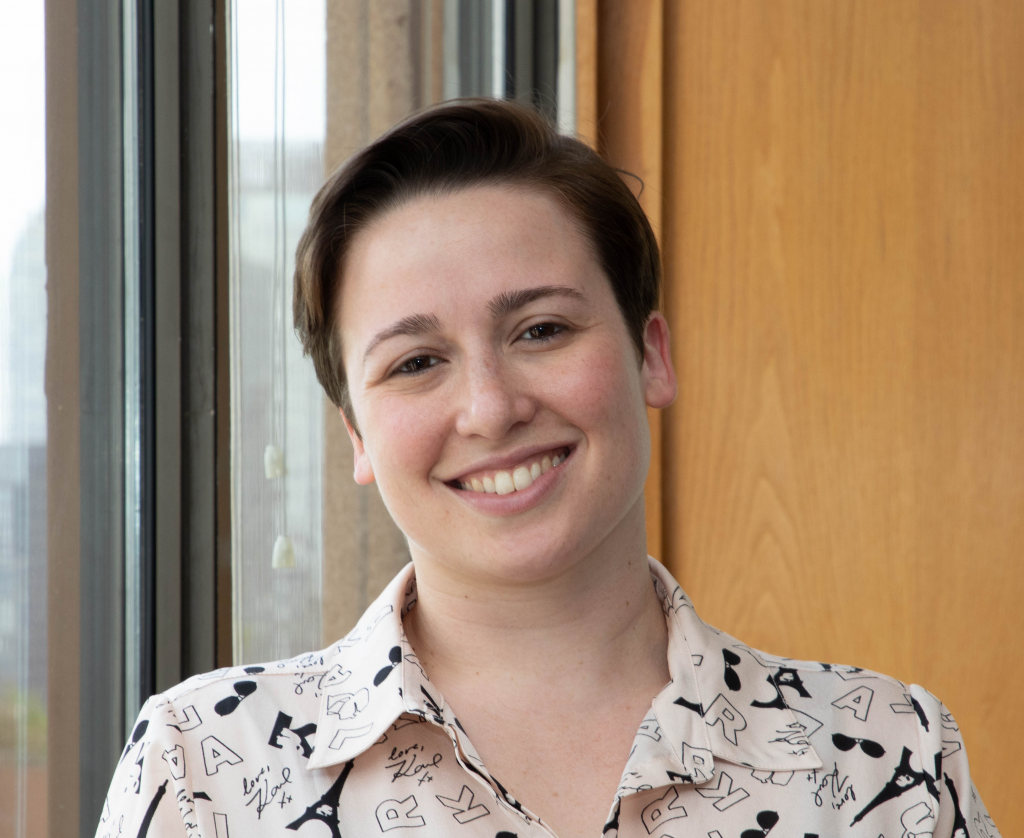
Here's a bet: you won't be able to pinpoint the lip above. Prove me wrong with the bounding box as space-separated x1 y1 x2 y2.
441 441 577 484
443 445 576 517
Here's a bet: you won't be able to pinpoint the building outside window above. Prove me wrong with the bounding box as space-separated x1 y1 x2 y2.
0 4 48 837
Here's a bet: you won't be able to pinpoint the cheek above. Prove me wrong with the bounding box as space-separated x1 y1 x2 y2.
361 394 447 497
543 337 647 436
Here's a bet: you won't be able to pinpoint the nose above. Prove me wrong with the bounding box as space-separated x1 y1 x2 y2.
454 353 535 439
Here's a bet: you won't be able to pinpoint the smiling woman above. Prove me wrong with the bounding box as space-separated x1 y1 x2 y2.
335 184 672 588
95 100 1001 838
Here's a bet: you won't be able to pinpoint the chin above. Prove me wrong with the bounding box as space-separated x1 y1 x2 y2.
401 479 645 586
462 519 611 586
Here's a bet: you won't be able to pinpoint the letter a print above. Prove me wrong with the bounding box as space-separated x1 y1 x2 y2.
201 736 242 775
832 686 874 721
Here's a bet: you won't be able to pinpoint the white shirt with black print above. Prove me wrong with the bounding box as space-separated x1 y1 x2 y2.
97 558 999 838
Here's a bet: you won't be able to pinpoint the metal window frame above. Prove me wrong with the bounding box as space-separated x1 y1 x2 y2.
123 0 227 715
444 0 565 125
127 0 229 722
46 0 230 835
146 0 226 699
75 2 127 833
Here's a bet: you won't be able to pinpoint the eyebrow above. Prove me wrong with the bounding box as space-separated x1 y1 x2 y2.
362 285 588 362
362 312 443 361
486 285 588 319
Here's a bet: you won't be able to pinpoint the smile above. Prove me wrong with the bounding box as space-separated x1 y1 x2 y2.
450 446 572 495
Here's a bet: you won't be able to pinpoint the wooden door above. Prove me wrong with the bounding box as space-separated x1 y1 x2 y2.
593 0 1024 830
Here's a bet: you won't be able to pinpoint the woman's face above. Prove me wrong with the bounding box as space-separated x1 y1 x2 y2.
338 185 675 585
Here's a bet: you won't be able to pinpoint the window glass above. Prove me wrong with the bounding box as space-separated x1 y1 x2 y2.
0 3 48 837
228 0 327 662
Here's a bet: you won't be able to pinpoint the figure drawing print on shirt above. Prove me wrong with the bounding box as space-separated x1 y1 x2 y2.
850 746 940 826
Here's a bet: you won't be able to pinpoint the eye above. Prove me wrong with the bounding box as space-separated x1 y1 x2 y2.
394 355 439 376
520 322 564 341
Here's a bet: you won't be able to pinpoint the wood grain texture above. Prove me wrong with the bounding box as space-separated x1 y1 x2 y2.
660 1 1024 829
597 0 665 560
575 0 599 148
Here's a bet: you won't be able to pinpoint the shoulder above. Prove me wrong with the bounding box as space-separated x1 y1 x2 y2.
122 641 343 761
163 646 338 702
148 644 344 767
738 642 946 743
128 646 341 744
740 646 1000 832
97 643 345 838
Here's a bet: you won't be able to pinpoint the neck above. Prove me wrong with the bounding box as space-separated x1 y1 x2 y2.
402 503 669 702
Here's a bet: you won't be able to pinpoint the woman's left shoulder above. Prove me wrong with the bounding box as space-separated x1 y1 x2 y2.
739 648 1000 837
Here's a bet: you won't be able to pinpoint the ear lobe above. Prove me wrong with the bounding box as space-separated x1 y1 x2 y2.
641 312 677 409
341 409 376 485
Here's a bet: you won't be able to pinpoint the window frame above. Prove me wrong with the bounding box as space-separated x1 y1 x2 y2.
45 1 230 835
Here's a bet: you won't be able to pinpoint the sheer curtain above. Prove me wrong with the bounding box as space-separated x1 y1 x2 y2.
228 0 326 663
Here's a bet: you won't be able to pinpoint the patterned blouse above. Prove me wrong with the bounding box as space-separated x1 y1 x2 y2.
97 558 999 838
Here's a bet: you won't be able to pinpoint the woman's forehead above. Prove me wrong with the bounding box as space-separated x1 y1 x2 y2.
356 184 584 262
339 186 600 326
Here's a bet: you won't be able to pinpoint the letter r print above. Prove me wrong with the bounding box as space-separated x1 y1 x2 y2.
704 694 747 745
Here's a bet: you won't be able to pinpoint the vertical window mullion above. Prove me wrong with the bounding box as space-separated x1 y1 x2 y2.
123 0 157 728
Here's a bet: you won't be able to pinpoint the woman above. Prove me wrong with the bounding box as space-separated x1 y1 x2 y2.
98 100 997 838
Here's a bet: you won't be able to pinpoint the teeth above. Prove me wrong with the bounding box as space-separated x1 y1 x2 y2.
494 471 515 495
459 450 568 495
512 466 533 491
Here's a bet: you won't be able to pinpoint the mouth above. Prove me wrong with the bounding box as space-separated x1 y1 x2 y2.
445 445 574 496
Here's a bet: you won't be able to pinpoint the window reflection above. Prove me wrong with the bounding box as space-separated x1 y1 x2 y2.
0 3 47 836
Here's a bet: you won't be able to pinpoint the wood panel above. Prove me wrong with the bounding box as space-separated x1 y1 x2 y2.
660 1 1024 829
575 0 598 148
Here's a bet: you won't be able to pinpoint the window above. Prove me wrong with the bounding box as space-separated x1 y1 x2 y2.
227 0 327 662
0 5 47 838
36 3 575 834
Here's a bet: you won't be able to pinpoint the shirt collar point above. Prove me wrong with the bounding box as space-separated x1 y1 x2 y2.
311 564 418 770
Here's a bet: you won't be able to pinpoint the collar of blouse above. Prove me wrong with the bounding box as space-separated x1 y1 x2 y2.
307 557 823 799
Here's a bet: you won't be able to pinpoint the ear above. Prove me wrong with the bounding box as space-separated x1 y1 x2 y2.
341 409 376 485
641 312 677 409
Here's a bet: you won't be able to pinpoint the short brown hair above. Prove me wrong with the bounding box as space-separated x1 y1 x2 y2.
293 98 660 422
